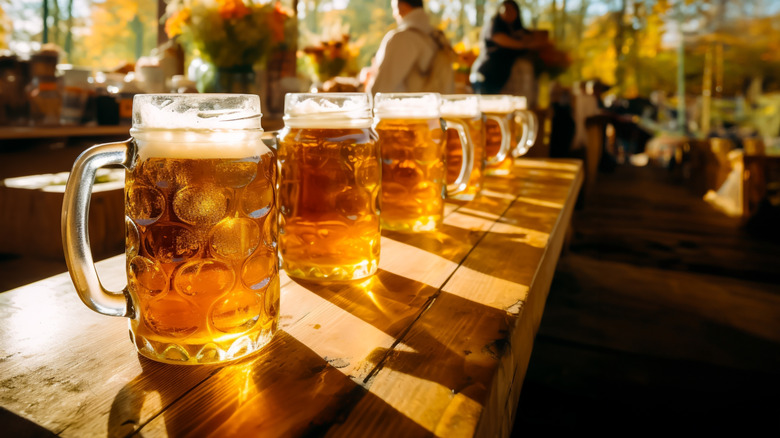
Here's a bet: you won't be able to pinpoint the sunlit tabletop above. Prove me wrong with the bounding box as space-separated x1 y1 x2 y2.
0 158 583 437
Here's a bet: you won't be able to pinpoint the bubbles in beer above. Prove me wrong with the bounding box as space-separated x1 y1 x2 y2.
145 223 200 263
129 256 167 297
210 292 262 334
355 161 380 190
215 159 257 188
241 175 274 219
393 160 425 187
140 159 189 189
126 217 140 256
209 217 261 260
126 185 165 226
173 260 234 296
264 276 280 318
412 181 440 205
144 295 199 338
241 247 276 291
262 213 277 249
173 185 230 226
335 187 372 220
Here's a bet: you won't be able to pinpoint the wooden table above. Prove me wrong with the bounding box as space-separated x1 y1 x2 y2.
0 159 583 438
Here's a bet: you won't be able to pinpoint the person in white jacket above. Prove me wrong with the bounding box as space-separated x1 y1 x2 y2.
366 0 450 94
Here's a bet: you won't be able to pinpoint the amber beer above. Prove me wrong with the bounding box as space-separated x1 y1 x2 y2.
481 95 515 176
441 95 484 200
374 93 446 232
63 94 278 365
278 93 380 281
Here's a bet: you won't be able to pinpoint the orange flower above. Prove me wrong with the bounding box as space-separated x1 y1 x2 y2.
216 0 251 20
165 8 191 38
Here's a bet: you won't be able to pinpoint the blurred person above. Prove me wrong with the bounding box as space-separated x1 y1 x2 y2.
470 0 543 96
366 0 454 94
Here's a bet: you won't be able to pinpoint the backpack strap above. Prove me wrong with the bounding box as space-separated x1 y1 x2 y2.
406 27 457 74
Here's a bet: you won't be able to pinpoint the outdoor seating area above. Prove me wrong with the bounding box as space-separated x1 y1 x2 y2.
1 1 779 436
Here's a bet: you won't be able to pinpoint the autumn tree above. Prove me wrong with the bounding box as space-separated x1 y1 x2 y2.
76 0 157 69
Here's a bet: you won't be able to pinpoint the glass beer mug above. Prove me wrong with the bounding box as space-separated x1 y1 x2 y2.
62 94 279 365
440 94 484 201
277 93 381 281
512 96 538 157
480 95 516 176
373 93 473 232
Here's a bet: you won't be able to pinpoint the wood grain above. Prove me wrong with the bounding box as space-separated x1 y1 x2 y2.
0 158 583 437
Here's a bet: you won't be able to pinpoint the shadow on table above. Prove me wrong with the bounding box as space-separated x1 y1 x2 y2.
292 270 514 404
382 224 481 264
107 331 431 436
292 270 439 338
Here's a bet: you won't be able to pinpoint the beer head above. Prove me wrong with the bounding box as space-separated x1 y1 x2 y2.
479 95 515 115
130 94 265 160
284 93 372 129
373 93 441 120
440 94 481 118
513 96 528 111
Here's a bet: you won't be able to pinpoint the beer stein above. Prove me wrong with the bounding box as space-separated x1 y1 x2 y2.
277 93 380 281
440 94 484 201
512 96 538 157
373 93 473 232
480 95 516 176
62 94 279 365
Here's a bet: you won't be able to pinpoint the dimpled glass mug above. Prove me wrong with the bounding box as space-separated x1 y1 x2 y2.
62 94 279 365
277 93 381 281
440 94 484 201
373 92 473 232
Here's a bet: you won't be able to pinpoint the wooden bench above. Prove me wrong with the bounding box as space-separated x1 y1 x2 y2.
0 158 583 437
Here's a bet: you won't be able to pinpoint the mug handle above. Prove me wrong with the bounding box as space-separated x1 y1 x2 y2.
513 109 539 157
62 139 135 318
485 115 511 165
441 118 474 197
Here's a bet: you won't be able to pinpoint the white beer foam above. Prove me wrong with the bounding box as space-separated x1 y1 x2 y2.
284 97 372 129
374 94 440 119
133 94 263 131
440 97 480 118
135 130 268 160
479 97 515 114
513 96 528 110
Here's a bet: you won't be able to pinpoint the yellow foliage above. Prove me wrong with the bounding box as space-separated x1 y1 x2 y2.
0 5 9 49
73 0 157 68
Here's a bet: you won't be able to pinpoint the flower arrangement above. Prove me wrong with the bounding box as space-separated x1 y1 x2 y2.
300 32 361 83
164 0 292 69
